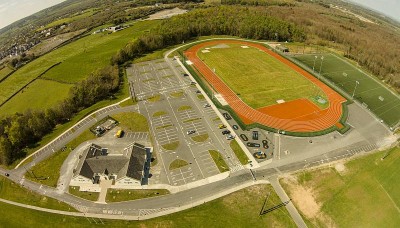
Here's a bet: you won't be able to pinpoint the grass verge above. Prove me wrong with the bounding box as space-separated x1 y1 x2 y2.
0 176 74 211
152 111 167 117
0 184 296 227
161 141 179 151
69 186 99 202
106 189 170 203
191 134 209 142
209 150 229 172
230 140 249 165
177 105 192 111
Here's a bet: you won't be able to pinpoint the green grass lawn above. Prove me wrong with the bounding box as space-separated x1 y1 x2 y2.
0 176 74 211
111 112 149 132
26 130 96 187
197 43 326 109
0 20 160 114
281 146 400 227
230 140 249 165
0 66 13 81
106 189 170 203
294 53 400 128
209 150 229 172
0 184 295 227
169 159 189 170
177 105 192 111
69 186 99 201
170 91 184 98
152 111 167 117
0 79 72 116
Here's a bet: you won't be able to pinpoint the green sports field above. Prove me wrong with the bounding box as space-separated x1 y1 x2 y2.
0 20 160 115
197 43 327 109
293 53 400 128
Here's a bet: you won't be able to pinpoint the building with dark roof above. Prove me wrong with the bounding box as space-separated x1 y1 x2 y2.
71 143 148 186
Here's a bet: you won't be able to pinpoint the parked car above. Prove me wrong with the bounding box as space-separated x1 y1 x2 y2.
262 140 269 149
223 113 232 120
232 125 239 130
183 73 189 77
218 124 226 129
252 131 259 140
254 151 267 159
4 173 9 177
240 134 248 141
187 130 196 135
115 129 124 138
222 130 231 135
203 103 211 108
247 142 260 147
196 90 201 94
190 81 197 85
226 134 235 140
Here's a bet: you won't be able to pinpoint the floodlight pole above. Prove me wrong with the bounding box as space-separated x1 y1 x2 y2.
312 55 318 72
212 68 216 100
318 56 324 80
352 80 359 99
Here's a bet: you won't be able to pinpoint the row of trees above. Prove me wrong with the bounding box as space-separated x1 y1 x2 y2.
0 66 119 165
111 6 306 65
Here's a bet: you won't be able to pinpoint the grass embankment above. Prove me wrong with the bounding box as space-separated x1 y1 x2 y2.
111 112 149 132
0 66 13 81
197 43 327 109
0 184 295 227
26 130 96 187
230 140 249 165
69 186 99 201
0 20 160 115
209 150 229 172
281 146 400 227
0 176 74 211
106 189 170 203
169 159 189 170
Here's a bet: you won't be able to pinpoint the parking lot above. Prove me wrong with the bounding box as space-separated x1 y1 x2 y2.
127 58 244 186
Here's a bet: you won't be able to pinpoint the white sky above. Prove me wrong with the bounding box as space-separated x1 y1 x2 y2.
0 0 66 29
349 0 400 22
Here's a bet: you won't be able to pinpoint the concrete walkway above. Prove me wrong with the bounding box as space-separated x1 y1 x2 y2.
97 180 113 204
269 176 307 228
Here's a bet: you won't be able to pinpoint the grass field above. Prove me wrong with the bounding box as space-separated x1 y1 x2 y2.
0 20 160 115
106 189 170 203
0 184 295 227
0 79 72 116
0 66 13 81
281 146 400 227
294 53 400 128
40 9 97 30
69 186 99 201
26 130 96 187
197 43 327 109
0 176 74 211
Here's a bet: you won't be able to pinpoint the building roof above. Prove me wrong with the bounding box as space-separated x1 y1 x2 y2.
74 143 147 182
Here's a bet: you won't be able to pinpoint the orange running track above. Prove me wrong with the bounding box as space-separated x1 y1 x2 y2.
184 40 347 133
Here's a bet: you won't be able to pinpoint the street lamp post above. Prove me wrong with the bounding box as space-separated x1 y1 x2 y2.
318 56 324 80
312 55 318 72
352 81 359 99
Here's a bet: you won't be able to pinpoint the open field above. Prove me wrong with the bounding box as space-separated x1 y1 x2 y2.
106 189 170 203
0 184 295 227
0 66 13 81
0 20 160 115
294 53 400 128
0 176 74 211
40 9 97 30
197 43 326 109
26 130 96 187
0 79 72 116
281 146 400 227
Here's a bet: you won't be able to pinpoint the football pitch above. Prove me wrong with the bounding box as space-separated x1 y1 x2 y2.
293 53 400 128
197 43 327 109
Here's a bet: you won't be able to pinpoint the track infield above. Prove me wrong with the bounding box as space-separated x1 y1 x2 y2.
184 40 347 133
